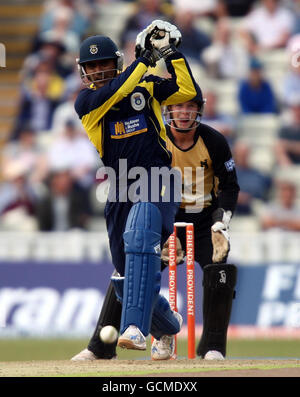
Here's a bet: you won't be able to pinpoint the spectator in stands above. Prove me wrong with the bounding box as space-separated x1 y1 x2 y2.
39 0 92 38
0 160 38 231
201 90 236 147
281 34 300 106
274 95 300 166
121 32 139 66
238 57 277 114
283 0 300 34
37 6 81 56
22 54 66 97
294 3 300 34
63 63 84 100
233 140 272 215
51 88 84 136
119 0 171 48
240 0 295 55
202 18 249 79
260 179 300 231
1 126 46 184
172 10 211 64
36 167 91 231
172 0 217 17
46 118 99 195
12 62 62 140
26 37 73 80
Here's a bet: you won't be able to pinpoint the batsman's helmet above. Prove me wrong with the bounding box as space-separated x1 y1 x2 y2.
77 35 124 85
191 84 206 115
164 83 206 132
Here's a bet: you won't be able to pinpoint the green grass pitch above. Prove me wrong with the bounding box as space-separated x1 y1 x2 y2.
0 338 299 361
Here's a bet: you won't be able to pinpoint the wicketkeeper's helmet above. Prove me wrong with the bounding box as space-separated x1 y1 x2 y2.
163 83 206 131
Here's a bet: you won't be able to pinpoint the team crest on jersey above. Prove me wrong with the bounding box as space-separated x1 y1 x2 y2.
89 44 98 55
200 159 208 170
130 92 145 111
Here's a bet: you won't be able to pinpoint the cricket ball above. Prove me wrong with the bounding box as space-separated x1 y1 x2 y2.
99 325 118 344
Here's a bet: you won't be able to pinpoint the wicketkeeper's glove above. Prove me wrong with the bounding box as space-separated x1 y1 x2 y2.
211 208 232 263
161 237 185 266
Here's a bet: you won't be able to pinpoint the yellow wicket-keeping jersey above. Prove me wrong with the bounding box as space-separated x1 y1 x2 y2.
166 123 239 214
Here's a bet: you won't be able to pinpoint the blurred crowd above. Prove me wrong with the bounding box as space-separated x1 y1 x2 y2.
1 0 300 233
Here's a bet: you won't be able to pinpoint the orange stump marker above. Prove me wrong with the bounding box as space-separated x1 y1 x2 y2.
185 224 195 359
169 222 195 359
168 230 177 358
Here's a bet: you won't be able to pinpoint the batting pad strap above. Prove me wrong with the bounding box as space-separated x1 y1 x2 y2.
124 229 162 254
111 276 125 303
123 202 162 255
121 202 162 336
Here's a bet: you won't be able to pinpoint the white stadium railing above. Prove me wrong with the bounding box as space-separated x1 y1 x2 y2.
0 230 299 264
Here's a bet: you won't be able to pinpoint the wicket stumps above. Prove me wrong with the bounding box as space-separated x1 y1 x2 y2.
168 222 195 359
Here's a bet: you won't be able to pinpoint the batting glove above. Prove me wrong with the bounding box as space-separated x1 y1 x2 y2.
149 20 181 59
149 20 182 47
211 208 232 263
135 27 161 67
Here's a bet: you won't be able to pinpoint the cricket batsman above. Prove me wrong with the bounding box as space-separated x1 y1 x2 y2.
72 81 240 362
72 20 199 357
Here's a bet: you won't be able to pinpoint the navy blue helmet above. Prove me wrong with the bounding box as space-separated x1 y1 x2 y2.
77 35 124 85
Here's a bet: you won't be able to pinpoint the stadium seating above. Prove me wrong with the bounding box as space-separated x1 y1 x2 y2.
0 0 43 148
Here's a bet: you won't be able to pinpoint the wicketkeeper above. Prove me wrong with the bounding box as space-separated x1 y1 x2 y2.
163 92 239 360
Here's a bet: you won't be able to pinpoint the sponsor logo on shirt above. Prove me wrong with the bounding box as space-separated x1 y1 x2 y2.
110 114 147 139
224 158 235 172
